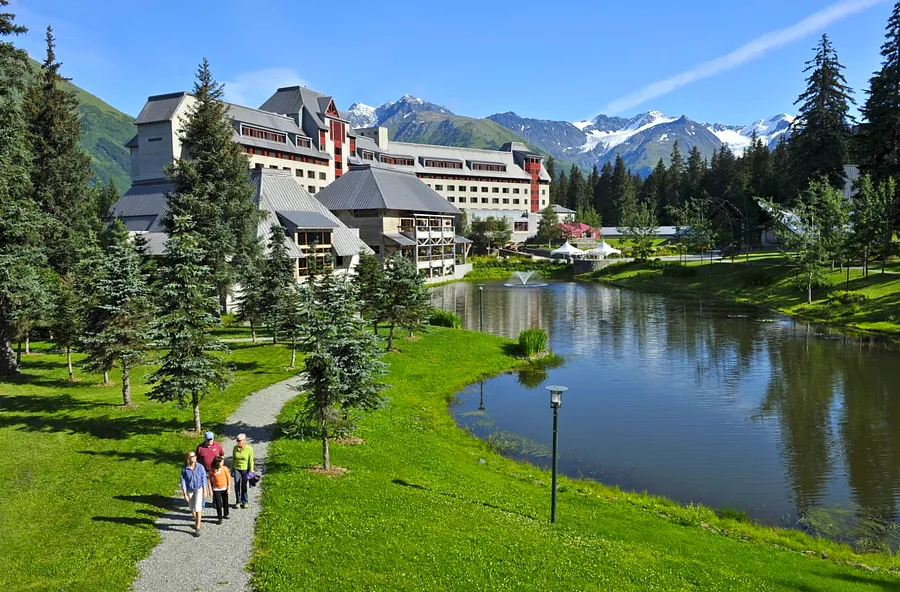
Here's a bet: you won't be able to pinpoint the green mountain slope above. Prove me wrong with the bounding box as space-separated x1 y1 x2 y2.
389 112 543 152
29 58 134 190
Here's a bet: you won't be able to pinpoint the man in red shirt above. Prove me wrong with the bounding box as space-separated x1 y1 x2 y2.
196 431 225 471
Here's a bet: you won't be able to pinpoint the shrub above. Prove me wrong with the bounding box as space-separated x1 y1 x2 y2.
429 309 462 328
518 327 548 357
661 265 697 278
220 312 238 327
647 258 665 269
744 270 776 288
828 290 868 306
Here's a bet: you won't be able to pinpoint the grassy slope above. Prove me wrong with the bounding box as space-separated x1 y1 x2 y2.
1 343 294 591
252 328 900 591
29 57 134 190
587 256 900 335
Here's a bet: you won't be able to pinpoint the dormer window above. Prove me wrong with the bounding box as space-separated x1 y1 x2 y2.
423 159 463 169
469 162 507 172
241 125 286 144
295 136 311 148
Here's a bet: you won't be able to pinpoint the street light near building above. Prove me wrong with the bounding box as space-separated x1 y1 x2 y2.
545 384 567 523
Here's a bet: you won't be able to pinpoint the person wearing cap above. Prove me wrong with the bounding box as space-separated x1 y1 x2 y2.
196 431 225 472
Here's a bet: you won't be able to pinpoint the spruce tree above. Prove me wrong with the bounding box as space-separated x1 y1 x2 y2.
556 169 568 207
666 140 685 211
851 175 894 276
566 165 588 211
790 34 855 192
595 161 614 220
294 272 385 470
260 225 295 344
94 180 119 233
83 222 151 405
53 273 82 381
166 58 260 310
149 214 230 433
353 252 384 335
588 164 601 197
611 154 635 225
379 255 430 350
685 146 706 198
0 2 45 375
25 27 95 275
536 204 561 247
545 155 558 203
234 249 266 342
860 1 900 185
621 200 658 261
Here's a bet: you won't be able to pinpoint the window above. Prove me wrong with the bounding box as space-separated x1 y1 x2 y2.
492 187 499 194
513 188 520 194
481 197 488 204
470 162 507 172
513 199 520 205
296 231 333 246
458 186 466 192
514 221 528 232
502 198 509 204
435 185 443 191
330 120 346 144
283 167 290 171
447 185 455 191
542 189 546 195
492 198 499 204
459 197 466 203
296 136 311 148
147 137 162 143
363 151 374 160
241 125 286 144
295 169 303 177
502 187 509 194
542 200 546 206
424 159 463 169
269 165 278 169
308 186 316 193
448 196 455 202
307 170 315 178
481 186 488 193
255 163 263 169
319 172 327 180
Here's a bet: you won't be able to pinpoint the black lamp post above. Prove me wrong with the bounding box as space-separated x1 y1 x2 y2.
546 384 567 523
477 284 485 332
478 380 485 411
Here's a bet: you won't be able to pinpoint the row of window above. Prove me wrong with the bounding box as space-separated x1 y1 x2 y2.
245 146 329 166
423 159 463 169
241 125 286 144
254 162 327 182
381 156 415 166
429 184 546 196
449 197 523 205
470 163 507 172
296 231 332 247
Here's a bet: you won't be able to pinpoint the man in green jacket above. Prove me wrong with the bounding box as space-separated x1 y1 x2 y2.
232 433 254 509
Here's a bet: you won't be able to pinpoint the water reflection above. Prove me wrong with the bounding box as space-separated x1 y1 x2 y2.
434 281 900 527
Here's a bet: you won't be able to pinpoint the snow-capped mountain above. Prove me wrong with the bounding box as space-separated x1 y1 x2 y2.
345 95 453 129
344 103 376 128
706 114 795 155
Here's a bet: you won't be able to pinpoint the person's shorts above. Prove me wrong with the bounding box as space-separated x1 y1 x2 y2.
187 488 204 512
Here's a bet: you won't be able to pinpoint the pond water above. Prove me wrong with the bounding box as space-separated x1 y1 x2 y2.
431 280 900 529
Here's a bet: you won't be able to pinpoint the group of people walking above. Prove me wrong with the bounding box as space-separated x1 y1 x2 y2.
180 431 256 537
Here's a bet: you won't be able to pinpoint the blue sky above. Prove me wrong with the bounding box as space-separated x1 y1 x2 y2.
10 0 895 124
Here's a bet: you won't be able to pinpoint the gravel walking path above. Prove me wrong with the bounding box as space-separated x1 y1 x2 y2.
132 376 302 592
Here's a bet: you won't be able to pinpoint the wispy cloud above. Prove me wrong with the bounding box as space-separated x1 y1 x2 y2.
223 68 308 107
602 0 886 115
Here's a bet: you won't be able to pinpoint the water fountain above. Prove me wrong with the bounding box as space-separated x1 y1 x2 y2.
504 270 548 287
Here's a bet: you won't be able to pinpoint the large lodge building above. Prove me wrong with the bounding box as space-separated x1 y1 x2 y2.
114 83 551 279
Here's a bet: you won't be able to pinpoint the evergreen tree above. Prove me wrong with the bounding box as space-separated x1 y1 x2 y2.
234 248 266 343
771 136 793 204
611 154 636 225
82 222 151 405
665 140 685 211
353 251 385 334
790 34 855 191
588 164 601 197
165 58 260 310
294 272 385 470
148 214 231 433
535 204 561 247
25 27 95 275
685 146 706 198
260 225 295 344
859 1 900 185
94 180 119 233
851 175 894 276
567 164 590 211
641 159 668 217
469 216 512 253
556 169 568 207
545 155 558 203
575 206 602 230
379 255 430 350
53 273 82 381
0 2 45 375
595 161 614 220
764 189 828 304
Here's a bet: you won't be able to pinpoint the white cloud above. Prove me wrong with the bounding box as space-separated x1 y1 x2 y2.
223 68 308 107
602 0 887 115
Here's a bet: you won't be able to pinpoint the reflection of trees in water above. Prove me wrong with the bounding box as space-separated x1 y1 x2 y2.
839 348 900 524
761 334 841 515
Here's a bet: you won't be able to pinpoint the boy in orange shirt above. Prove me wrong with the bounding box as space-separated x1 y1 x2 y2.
208 455 232 524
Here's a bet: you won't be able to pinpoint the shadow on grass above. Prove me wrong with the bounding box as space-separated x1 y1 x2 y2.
392 478 535 521
500 343 524 357
78 449 183 465
0 409 185 440
833 573 900 590
0 392 110 413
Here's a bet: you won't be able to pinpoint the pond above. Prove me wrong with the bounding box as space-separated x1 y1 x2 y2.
431 280 900 533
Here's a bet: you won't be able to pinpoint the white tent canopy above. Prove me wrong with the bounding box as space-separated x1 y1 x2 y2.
585 241 621 258
550 241 584 257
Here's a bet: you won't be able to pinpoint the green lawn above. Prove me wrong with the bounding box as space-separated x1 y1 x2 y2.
587 256 900 336
252 328 900 591
1 343 294 591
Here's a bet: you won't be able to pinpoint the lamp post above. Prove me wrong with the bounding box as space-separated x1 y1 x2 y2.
545 385 567 523
478 380 485 411
477 284 485 332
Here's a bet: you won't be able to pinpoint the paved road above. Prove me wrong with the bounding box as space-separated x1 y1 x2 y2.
132 376 303 592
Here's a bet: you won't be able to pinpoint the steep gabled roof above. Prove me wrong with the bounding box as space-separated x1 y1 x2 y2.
259 86 330 130
134 92 190 125
315 163 460 215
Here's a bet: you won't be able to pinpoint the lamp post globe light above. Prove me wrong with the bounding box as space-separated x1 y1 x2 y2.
546 385 567 523
477 284 485 332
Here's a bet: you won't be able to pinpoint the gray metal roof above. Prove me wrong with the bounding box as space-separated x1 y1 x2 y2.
552 204 575 214
275 211 338 229
454 235 472 244
134 92 188 125
259 86 329 131
383 232 416 247
227 102 303 135
125 134 138 148
238 134 331 161
316 163 460 215
107 181 174 232
252 169 371 257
